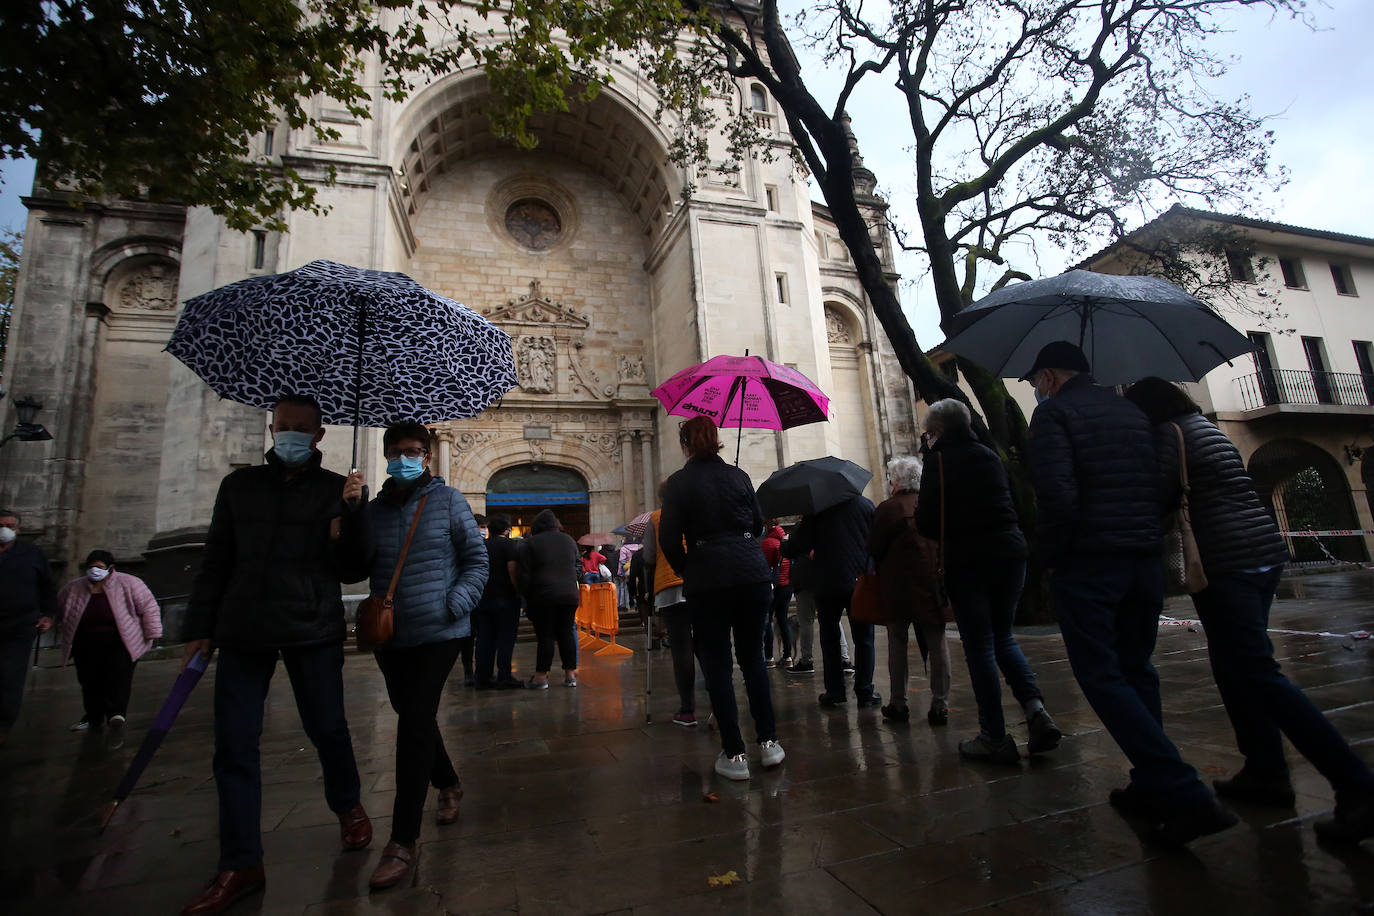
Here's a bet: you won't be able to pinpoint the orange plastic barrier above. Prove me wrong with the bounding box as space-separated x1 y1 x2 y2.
575 582 633 656
577 584 607 649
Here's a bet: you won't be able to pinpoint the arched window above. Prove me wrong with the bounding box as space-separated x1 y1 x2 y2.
750 85 768 112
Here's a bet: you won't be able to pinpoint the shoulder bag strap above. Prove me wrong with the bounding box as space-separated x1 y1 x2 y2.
1171 422 1190 510
385 493 429 602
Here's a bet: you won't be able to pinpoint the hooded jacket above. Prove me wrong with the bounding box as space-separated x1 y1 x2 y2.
184 449 369 649
517 510 581 606
361 474 488 648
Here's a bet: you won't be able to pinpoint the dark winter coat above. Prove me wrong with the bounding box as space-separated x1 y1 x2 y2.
1154 412 1290 576
517 510 581 607
480 534 521 605
784 495 874 597
0 538 58 637
869 490 949 627
915 427 1028 568
184 449 368 649
1027 374 1162 566
659 453 770 597
361 474 488 648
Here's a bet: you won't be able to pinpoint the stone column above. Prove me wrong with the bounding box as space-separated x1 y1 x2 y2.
639 432 655 513
620 431 635 521
437 435 453 484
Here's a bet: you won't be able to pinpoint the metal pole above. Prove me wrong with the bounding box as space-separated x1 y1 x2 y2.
735 349 750 466
351 300 365 472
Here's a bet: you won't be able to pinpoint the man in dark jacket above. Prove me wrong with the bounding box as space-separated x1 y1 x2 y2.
473 514 523 689
179 394 373 915
0 508 57 745
1025 341 1235 846
785 494 878 708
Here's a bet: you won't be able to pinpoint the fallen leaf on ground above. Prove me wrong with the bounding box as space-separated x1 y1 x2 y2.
702 792 719 803
707 870 742 887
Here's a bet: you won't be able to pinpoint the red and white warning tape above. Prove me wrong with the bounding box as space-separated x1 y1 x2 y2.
1280 529 1374 537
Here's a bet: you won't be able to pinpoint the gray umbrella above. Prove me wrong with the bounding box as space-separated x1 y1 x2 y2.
942 269 1254 386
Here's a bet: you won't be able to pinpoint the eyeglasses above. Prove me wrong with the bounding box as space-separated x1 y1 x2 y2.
385 447 429 460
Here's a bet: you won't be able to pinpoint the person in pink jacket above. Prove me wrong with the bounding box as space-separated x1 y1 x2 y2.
55 550 162 731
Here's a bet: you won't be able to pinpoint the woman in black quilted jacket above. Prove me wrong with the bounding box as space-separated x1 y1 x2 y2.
1126 377 1374 844
659 416 784 782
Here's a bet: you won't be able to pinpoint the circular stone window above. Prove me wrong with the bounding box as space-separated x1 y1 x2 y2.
504 198 564 251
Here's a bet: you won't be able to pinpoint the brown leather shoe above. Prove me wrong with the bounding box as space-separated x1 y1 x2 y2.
180 865 265 915
339 803 373 850
368 841 417 890
436 785 463 825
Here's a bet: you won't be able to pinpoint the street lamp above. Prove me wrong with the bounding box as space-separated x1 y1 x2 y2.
0 393 53 447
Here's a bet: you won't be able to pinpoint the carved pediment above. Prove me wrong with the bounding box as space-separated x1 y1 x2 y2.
482 280 590 330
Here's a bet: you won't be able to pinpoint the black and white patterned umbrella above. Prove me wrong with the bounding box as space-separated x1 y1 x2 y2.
166 260 517 456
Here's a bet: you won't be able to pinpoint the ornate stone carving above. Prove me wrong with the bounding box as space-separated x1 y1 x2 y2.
120 263 178 311
825 305 853 345
516 335 557 393
617 353 647 383
569 341 614 400
482 280 590 329
453 430 500 452
573 432 621 460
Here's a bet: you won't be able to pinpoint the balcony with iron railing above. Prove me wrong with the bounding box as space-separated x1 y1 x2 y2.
1234 369 1374 411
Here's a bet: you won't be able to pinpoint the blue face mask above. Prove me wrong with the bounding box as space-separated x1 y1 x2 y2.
1034 388 1048 404
273 430 316 467
387 456 426 483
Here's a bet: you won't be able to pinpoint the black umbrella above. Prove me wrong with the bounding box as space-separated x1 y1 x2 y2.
166 260 518 469
756 457 872 518
942 269 1254 386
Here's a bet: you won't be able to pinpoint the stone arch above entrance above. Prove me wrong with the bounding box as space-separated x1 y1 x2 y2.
1249 438 1366 563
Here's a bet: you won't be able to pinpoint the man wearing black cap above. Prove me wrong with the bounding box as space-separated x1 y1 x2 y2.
1024 341 1237 846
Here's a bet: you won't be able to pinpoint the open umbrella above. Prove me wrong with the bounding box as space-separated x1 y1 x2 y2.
756 457 872 518
942 269 1254 386
166 260 518 469
619 512 652 540
577 533 616 547
651 350 829 464
98 650 211 831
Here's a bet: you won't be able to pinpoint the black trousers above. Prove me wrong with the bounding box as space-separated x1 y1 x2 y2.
0 630 35 732
375 639 462 845
72 630 136 723
214 644 362 870
473 598 520 683
528 602 578 673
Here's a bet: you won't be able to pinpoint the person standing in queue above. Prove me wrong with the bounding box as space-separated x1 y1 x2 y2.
0 508 57 747
55 550 162 731
355 421 488 890
472 514 525 690
179 394 372 916
659 416 783 780
517 510 582 689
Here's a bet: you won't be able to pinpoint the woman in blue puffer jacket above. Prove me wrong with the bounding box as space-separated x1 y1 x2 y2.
354 421 488 891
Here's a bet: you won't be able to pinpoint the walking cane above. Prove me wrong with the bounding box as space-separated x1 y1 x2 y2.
644 600 653 724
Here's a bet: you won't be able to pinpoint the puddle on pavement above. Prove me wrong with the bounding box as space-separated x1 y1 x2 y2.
1276 569 1374 602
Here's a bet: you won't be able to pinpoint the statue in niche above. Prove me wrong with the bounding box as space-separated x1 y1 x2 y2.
825 306 853 345
617 353 646 383
120 263 178 311
518 335 556 393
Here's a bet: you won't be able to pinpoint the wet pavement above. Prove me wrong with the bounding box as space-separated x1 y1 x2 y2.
2 573 1372 915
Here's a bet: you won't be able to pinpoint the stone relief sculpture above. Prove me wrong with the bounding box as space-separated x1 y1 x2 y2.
617 353 647 383
517 335 557 393
119 263 178 311
825 305 853 345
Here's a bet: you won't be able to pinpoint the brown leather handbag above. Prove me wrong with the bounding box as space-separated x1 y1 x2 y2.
356 494 429 650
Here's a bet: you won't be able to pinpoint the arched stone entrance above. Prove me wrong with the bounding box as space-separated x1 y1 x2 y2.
1249 438 1367 563
485 464 590 539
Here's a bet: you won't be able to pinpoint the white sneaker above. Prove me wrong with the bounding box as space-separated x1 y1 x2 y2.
714 752 750 781
109 714 126 727
760 739 786 768
69 719 91 732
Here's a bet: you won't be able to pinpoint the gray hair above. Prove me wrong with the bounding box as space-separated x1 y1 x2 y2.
925 398 971 434
886 456 924 493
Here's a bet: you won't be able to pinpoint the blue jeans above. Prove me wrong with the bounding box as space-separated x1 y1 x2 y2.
213 644 361 870
816 587 876 700
1193 566 1374 795
473 597 520 683
764 585 794 660
945 559 1041 738
1052 553 1211 807
689 582 777 756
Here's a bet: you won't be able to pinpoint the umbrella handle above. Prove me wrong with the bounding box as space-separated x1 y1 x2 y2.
345 467 368 511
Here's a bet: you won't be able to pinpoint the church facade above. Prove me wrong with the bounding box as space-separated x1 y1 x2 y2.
1 54 919 597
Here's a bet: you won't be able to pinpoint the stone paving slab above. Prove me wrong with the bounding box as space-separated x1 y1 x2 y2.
2 573 1372 914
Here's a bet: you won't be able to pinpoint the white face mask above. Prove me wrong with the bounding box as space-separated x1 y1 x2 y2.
0 526 16 544
87 566 111 582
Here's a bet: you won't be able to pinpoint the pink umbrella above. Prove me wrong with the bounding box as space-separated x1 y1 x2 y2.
651 350 829 463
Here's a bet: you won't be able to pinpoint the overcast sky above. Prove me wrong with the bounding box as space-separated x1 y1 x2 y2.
2 0 1369 345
